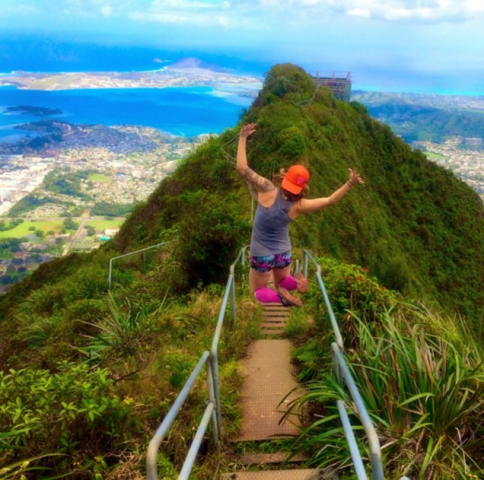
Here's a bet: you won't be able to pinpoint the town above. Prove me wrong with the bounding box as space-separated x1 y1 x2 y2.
416 137 484 197
0 123 206 290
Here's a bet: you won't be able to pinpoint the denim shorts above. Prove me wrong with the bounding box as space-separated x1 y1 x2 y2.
250 251 292 273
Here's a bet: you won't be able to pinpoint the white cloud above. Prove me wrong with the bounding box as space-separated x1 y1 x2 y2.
129 0 247 27
326 0 481 22
236 0 484 22
149 0 225 10
101 4 113 16
130 11 232 26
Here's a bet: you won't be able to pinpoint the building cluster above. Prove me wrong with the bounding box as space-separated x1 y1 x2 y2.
416 137 484 198
0 156 53 215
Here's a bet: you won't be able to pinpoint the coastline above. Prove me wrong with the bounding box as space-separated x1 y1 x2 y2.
0 85 254 139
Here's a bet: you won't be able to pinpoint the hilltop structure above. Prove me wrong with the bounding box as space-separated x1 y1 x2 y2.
313 72 352 101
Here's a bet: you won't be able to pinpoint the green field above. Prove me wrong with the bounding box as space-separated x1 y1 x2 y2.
425 152 446 160
87 219 124 230
88 173 111 183
0 220 66 239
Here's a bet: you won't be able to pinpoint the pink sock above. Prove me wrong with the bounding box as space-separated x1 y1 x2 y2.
279 275 297 291
254 287 281 304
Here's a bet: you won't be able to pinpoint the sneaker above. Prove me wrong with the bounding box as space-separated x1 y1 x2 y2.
277 288 303 308
294 272 308 293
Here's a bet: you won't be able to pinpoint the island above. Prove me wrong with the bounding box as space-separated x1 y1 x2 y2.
6 105 62 116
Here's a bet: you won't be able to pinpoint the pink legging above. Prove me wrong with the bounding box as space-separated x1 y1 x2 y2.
254 275 297 303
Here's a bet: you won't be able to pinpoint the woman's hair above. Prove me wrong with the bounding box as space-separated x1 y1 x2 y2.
273 168 309 202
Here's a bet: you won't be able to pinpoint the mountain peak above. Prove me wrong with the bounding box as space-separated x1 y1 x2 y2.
168 57 228 72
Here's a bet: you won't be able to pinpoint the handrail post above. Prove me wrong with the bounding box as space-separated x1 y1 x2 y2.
207 357 219 446
230 274 236 326
108 258 113 289
211 350 222 440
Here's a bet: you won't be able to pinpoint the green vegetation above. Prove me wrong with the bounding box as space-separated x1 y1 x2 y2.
87 219 124 231
0 220 64 239
88 173 111 183
8 195 73 216
91 201 137 217
44 168 92 200
0 247 259 478
63 217 80 231
288 257 484 479
2 63 484 478
425 151 447 160
0 219 24 232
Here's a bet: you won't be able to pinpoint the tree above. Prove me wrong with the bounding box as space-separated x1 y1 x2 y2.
0 274 12 285
63 217 79 231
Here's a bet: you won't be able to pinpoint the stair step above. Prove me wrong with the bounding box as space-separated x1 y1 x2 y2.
236 340 302 441
239 452 307 466
220 470 319 479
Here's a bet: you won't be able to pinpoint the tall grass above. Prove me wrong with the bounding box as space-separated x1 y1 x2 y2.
289 309 484 479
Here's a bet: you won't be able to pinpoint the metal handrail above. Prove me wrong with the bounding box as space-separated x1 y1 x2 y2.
146 352 214 480
303 251 343 348
146 246 248 479
303 250 384 480
108 242 167 289
332 344 383 480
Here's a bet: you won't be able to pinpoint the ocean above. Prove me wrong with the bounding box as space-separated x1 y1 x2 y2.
0 85 257 141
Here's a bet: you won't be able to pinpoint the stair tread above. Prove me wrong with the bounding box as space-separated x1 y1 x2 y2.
239 452 307 466
220 470 319 479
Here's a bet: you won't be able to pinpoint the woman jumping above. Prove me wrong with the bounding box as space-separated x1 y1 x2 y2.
237 123 364 307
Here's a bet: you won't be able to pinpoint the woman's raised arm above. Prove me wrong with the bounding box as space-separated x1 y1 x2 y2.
237 124 275 193
294 168 364 215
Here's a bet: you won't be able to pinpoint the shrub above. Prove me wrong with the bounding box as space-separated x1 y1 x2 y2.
277 126 307 159
289 311 484 479
0 362 132 476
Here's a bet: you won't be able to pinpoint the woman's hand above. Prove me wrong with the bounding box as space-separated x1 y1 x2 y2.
240 123 257 139
348 168 364 186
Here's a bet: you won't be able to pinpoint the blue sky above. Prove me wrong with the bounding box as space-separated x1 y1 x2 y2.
1 0 484 93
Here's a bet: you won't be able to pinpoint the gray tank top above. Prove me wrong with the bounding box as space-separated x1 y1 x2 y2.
250 189 293 256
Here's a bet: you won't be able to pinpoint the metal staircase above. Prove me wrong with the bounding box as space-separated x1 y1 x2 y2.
146 248 410 479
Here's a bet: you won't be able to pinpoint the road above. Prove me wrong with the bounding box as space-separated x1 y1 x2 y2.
61 211 90 256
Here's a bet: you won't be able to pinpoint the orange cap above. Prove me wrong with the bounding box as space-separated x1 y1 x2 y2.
281 165 310 195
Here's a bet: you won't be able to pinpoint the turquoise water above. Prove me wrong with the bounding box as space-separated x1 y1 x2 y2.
0 86 254 141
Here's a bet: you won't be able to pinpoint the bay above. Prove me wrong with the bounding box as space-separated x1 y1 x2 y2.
0 86 254 140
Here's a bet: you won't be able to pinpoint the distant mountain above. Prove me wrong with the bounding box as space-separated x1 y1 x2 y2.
352 90 484 143
168 57 230 72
